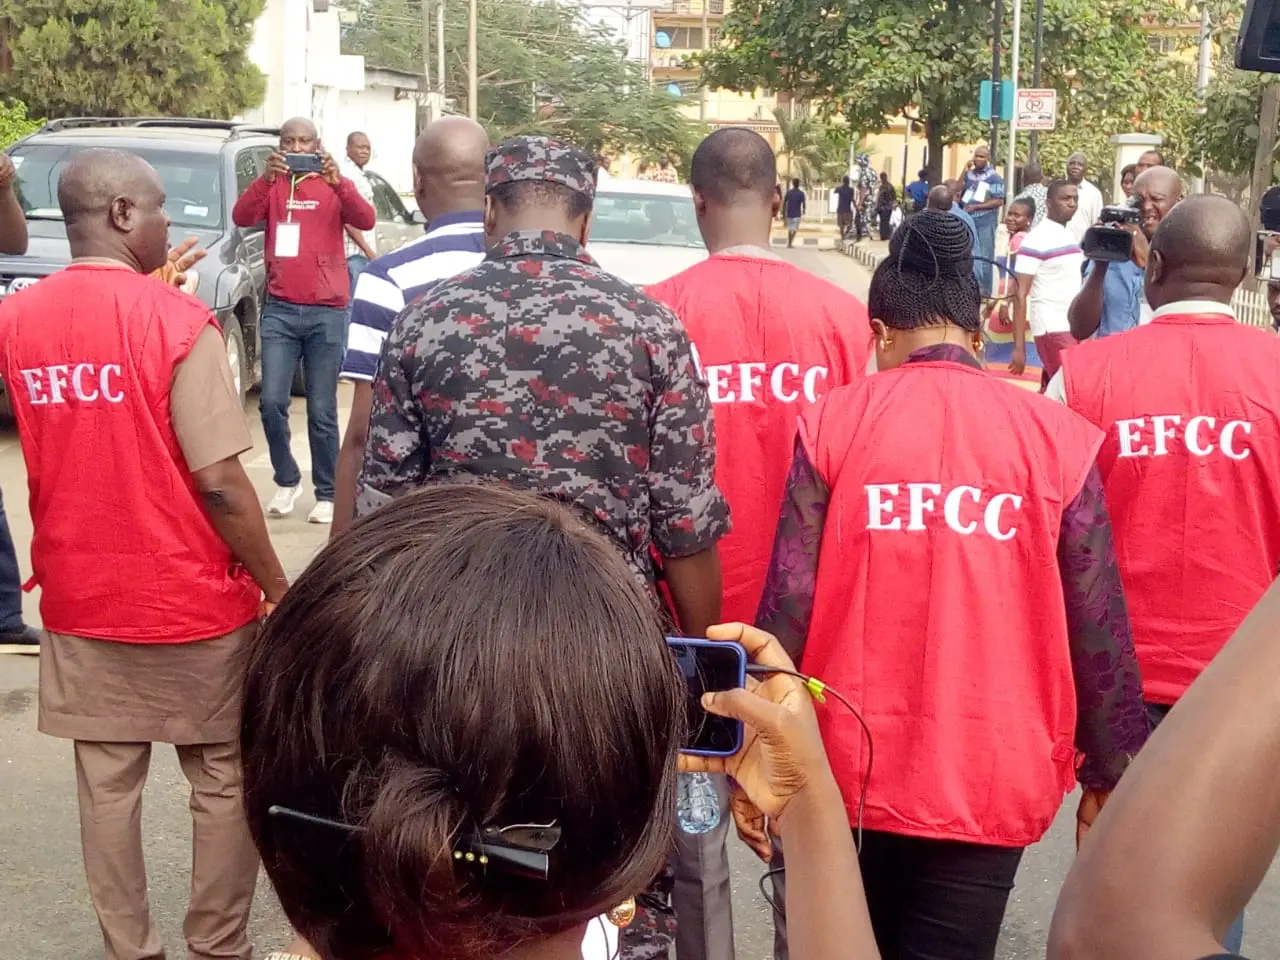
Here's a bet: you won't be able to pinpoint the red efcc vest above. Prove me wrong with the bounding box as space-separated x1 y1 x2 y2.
648 254 869 623
0 264 261 642
799 360 1102 845
1062 311 1280 704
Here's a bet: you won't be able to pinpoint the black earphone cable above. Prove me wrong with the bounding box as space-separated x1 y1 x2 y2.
743 663 873 920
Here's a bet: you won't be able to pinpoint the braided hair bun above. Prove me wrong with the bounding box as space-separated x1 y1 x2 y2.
867 211 982 332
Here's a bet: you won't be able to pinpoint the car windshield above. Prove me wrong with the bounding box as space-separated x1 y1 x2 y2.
9 143 223 230
590 190 702 248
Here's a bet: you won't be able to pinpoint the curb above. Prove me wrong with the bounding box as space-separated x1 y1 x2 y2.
841 239 889 270
769 235 842 250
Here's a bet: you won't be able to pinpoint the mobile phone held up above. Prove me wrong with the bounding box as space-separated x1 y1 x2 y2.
284 152 324 175
667 637 746 757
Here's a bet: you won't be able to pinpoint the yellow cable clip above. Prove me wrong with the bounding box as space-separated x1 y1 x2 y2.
804 676 827 704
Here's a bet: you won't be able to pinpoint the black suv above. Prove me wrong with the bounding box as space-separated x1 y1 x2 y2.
0 117 282 407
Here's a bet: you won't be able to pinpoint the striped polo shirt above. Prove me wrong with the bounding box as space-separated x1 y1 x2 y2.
1013 218 1084 337
340 210 487 382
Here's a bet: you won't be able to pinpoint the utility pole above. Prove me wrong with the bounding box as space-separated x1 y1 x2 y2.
437 0 445 94
699 0 710 122
421 0 432 129
1250 79 1280 234
1192 4 1212 194
468 0 478 120
1027 0 1044 162
989 0 1002 158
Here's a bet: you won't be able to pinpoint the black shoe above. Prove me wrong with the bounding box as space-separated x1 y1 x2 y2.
0 625 41 655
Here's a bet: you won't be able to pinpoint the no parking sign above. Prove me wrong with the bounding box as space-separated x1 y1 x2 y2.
1015 88 1057 130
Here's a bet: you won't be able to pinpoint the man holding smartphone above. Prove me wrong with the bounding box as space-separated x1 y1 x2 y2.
232 116 376 525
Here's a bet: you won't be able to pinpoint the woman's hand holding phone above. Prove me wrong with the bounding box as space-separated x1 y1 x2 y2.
679 623 842 859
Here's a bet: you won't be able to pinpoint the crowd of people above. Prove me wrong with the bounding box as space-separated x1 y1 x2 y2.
3 108 1280 960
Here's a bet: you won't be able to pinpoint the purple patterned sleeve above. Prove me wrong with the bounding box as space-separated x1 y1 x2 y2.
1058 465 1151 790
755 436 829 663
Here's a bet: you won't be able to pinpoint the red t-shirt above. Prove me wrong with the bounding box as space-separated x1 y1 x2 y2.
231 173 376 307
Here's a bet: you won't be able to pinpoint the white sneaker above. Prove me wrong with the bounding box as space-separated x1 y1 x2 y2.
307 500 335 525
267 485 302 517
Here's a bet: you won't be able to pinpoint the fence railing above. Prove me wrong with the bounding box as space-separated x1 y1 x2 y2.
1234 286 1271 330
664 0 724 15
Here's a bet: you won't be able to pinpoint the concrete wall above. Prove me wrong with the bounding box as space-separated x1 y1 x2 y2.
338 85 418 195
242 0 365 147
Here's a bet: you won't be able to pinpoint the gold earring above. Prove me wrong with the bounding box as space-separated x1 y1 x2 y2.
879 335 895 351
606 897 637 928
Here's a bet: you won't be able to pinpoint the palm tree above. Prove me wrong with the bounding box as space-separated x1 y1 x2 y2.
773 106 848 185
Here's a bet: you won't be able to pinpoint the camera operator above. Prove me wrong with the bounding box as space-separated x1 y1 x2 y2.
1067 166 1182 340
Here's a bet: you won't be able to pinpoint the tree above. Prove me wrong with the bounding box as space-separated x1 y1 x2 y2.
343 0 703 164
700 0 1185 184
0 0 266 119
773 107 847 183
0 99 41 147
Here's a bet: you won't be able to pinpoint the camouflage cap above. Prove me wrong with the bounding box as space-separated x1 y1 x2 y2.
485 135 597 201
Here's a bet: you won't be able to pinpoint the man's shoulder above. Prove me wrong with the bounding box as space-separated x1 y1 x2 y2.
1020 221 1078 252
365 230 486 285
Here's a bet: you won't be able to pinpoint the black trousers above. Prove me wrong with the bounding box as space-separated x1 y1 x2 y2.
772 829 1023 960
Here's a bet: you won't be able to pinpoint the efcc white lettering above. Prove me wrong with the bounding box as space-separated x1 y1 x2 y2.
20 364 124 405
1114 414 1252 461
688 344 828 404
865 483 1023 541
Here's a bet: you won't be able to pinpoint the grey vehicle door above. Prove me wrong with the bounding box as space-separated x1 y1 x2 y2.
367 173 421 254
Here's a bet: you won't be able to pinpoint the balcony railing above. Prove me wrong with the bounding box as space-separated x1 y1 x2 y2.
662 0 725 16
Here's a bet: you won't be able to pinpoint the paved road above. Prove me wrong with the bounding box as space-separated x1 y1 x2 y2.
2 247 1276 959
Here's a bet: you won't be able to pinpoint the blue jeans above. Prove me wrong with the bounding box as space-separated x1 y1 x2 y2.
1147 702 1245 953
258 298 345 501
973 215 997 295
0 485 25 632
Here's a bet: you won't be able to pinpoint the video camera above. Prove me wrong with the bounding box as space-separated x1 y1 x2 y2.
1082 197 1142 262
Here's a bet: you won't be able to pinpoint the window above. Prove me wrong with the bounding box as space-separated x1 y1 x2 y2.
589 190 703 248
655 26 704 49
234 149 262 195
367 172 406 223
9 143 224 229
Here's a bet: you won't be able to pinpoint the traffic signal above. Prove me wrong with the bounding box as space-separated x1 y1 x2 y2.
1237 0 1280 72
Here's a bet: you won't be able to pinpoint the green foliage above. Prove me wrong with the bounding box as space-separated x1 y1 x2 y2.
0 100 42 148
343 0 702 163
773 107 847 183
701 0 1190 181
1184 2 1270 182
0 0 267 119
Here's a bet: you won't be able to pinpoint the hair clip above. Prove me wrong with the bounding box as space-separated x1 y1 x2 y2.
456 821 561 881
267 806 561 881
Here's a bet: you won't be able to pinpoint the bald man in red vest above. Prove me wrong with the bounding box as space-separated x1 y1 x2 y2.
1049 194 1280 953
647 126 869 960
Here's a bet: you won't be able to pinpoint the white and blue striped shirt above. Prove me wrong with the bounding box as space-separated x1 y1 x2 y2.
340 210 487 382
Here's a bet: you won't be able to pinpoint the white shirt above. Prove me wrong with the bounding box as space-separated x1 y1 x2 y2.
1013 219 1085 337
340 157 377 257
1066 179 1104 243
1044 299 1237 403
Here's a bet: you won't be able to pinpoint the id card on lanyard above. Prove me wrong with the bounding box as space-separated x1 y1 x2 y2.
274 174 315 258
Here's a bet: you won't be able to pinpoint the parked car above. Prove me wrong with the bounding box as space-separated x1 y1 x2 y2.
0 117 425 412
587 178 707 286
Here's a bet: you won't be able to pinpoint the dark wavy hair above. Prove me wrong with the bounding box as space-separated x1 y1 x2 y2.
240 484 684 960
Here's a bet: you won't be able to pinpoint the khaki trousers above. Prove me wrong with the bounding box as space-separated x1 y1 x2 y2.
74 739 259 960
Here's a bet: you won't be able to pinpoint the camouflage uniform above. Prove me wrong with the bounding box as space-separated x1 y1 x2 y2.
357 136 729 589
357 136 730 956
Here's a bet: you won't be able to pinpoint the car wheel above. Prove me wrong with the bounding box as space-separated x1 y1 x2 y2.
223 315 248 406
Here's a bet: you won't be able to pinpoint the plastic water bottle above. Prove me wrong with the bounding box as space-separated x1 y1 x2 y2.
676 771 721 834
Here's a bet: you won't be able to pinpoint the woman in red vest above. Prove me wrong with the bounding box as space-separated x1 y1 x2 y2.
757 212 1151 960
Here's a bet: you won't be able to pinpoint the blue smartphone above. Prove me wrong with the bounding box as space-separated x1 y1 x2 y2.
667 637 747 757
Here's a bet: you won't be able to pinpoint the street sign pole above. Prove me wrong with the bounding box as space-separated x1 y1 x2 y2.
1005 0 1022 194
990 0 1003 157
